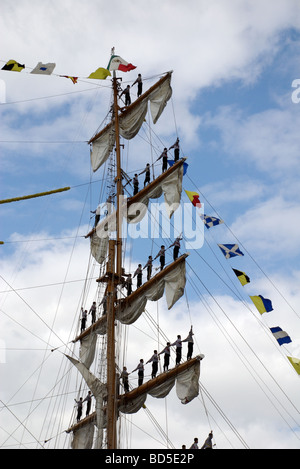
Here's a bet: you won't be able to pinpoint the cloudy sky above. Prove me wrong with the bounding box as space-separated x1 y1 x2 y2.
1 0 300 450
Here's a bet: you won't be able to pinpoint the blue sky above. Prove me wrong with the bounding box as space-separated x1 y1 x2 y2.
1 0 300 450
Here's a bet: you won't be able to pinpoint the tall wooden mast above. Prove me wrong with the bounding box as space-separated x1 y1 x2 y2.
106 65 123 449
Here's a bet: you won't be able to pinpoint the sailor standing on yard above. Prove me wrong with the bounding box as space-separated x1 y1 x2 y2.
171 335 182 365
143 255 153 281
154 245 166 271
190 437 199 449
158 342 171 371
170 236 182 261
169 137 180 161
89 301 97 325
157 147 168 173
132 173 139 196
83 391 93 416
74 397 83 422
201 431 214 449
120 84 131 106
139 163 151 186
91 203 101 227
121 366 130 393
182 326 194 360
132 73 143 97
146 350 160 379
80 308 87 332
133 264 143 288
132 359 144 386
124 273 132 296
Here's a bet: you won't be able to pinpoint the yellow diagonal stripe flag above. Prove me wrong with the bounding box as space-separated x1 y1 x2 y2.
287 356 300 375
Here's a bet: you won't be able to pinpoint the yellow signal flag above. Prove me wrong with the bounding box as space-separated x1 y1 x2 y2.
184 190 201 207
88 67 111 80
287 356 300 375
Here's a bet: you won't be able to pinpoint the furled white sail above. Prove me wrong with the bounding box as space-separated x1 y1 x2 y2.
71 424 95 450
118 258 187 327
90 73 172 172
76 258 187 369
90 128 115 172
118 394 147 415
90 232 108 265
79 333 98 369
176 359 201 404
148 73 172 124
120 357 202 416
126 162 184 223
66 356 106 447
119 99 148 139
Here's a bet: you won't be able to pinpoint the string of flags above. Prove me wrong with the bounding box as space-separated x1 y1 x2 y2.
184 189 299 376
0 54 136 84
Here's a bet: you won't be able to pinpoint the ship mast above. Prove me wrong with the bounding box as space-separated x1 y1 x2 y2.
106 64 123 449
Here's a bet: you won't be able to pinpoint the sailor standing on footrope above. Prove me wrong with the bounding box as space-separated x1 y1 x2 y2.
169 137 180 162
170 236 182 261
182 326 194 360
132 359 144 386
158 342 171 371
154 245 166 271
171 335 182 365
157 147 168 173
146 350 160 379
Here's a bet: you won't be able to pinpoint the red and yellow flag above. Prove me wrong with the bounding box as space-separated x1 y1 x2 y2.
185 190 201 207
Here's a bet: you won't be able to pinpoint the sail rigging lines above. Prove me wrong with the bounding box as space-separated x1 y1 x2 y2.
129 174 300 436
186 173 300 322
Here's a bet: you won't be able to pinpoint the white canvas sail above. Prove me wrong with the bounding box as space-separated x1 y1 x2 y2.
126 162 184 223
118 258 187 327
71 424 95 449
89 73 172 172
90 232 108 265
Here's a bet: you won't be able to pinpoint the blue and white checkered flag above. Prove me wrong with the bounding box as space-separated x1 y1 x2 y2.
201 214 224 229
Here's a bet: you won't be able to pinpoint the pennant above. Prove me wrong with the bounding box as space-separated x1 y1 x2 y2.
270 327 292 346
218 243 244 259
169 160 188 175
88 67 111 80
232 268 250 286
201 214 224 229
2 60 25 72
30 62 56 75
60 75 78 84
107 55 136 72
185 190 201 207
287 356 300 375
250 295 273 314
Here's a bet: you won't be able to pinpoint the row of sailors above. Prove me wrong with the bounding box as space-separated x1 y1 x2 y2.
121 327 194 391
79 237 182 332
73 392 213 449
131 237 182 289
133 139 180 194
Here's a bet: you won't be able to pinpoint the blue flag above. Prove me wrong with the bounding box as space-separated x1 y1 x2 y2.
270 327 292 346
201 214 224 229
218 243 244 259
168 160 188 175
